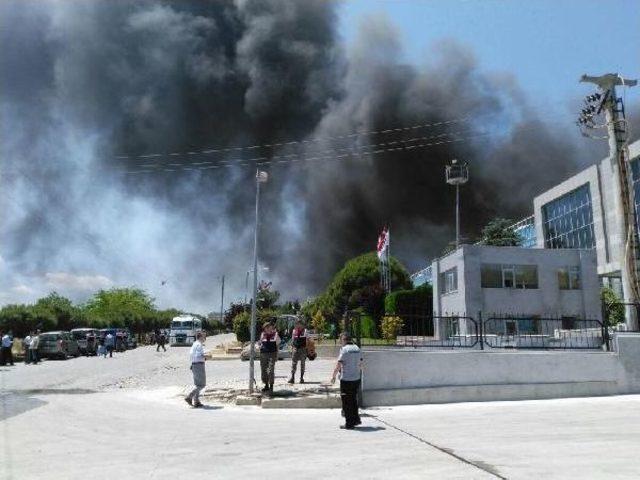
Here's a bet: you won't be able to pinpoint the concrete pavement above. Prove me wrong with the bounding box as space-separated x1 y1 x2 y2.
2 336 640 479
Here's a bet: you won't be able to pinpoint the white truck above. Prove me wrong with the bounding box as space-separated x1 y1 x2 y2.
169 315 202 346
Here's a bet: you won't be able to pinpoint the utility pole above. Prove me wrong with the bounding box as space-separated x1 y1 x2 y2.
249 170 269 393
579 74 638 330
219 275 225 327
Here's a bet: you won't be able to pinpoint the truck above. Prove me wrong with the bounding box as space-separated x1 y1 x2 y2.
169 315 202 346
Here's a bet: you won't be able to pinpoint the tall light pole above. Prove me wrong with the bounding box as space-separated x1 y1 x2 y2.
249 169 269 393
579 73 638 330
219 275 225 326
445 159 469 248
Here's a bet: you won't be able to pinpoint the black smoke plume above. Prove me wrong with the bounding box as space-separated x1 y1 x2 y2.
0 0 610 311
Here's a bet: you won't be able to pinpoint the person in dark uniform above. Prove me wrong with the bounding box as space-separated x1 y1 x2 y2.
156 329 167 352
331 333 363 430
288 320 308 384
259 322 280 394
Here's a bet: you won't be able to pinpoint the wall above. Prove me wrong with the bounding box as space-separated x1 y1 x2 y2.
361 333 640 406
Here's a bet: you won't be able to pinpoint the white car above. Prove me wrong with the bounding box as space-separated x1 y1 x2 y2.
240 341 292 361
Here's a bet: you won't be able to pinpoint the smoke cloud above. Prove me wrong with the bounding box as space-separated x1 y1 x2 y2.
0 0 611 312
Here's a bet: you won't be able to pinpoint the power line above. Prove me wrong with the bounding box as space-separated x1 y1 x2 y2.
129 127 477 171
115 115 470 161
124 127 529 175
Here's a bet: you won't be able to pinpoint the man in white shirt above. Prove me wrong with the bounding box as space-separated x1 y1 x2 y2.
185 331 207 408
1 332 14 366
23 333 32 364
30 330 41 364
331 333 363 430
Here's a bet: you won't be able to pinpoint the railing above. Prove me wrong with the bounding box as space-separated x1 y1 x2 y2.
342 311 609 350
483 317 606 350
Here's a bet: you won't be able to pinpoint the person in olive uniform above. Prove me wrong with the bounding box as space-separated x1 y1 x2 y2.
259 322 280 394
288 320 308 384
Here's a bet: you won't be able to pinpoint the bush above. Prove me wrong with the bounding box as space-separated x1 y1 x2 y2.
232 312 251 343
602 286 625 327
360 314 377 339
311 310 327 337
381 316 404 341
385 284 432 315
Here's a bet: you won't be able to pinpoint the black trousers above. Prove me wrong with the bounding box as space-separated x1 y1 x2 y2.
1 346 14 365
340 379 361 427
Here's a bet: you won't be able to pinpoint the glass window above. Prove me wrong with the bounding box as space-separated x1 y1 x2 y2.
515 265 538 289
440 267 458 294
502 265 515 288
481 264 502 288
558 266 581 290
519 317 540 334
542 184 595 250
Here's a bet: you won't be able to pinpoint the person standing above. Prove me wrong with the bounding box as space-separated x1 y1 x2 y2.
30 330 40 364
23 333 32 364
259 322 280 394
105 332 115 358
288 320 308 384
185 331 207 408
1 331 14 366
331 333 363 430
157 329 167 352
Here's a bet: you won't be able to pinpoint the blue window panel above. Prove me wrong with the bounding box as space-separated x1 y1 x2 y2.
542 184 595 250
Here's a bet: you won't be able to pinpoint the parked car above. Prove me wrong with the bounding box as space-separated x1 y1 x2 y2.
71 328 99 355
241 340 292 361
38 331 80 359
123 328 137 349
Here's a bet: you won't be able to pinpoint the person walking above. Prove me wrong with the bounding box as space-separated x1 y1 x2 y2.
23 332 33 364
156 329 167 352
105 332 115 358
1 331 14 366
259 322 280 394
185 331 207 408
30 330 40 364
288 320 308 384
331 333 363 430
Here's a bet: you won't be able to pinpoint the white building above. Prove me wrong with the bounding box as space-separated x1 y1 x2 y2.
432 244 600 317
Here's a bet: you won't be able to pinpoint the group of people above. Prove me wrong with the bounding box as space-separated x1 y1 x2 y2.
97 332 116 358
22 331 41 364
183 320 364 429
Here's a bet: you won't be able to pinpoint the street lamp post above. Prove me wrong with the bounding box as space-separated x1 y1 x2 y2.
249 170 268 393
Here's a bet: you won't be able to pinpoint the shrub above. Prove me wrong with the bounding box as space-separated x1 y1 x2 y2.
232 312 251 343
381 316 404 342
602 286 625 327
360 314 377 339
385 284 432 315
311 310 327 342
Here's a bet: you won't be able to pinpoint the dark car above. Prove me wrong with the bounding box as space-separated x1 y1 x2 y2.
38 331 80 359
123 328 137 349
71 328 99 355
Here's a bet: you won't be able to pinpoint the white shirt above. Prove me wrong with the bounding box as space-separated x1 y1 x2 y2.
1 335 12 348
30 336 39 349
190 340 206 363
24 335 32 347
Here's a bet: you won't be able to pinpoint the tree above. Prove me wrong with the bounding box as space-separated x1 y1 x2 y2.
385 284 433 315
256 281 280 310
83 288 156 333
311 310 327 335
602 286 625 327
224 302 250 330
481 218 521 247
0 304 38 337
319 252 412 320
33 292 78 331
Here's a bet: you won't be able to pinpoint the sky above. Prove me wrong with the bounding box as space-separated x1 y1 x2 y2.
1 0 639 315
339 0 640 111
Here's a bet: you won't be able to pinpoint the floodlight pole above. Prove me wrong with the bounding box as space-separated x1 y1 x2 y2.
455 184 461 249
580 74 638 330
249 169 268 393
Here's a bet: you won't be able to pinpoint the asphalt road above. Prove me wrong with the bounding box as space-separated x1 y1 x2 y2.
2 335 640 480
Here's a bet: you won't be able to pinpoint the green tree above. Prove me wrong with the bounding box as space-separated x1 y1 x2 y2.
224 302 250 330
602 286 625 327
256 281 280 310
385 284 433 315
0 304 38 337
33 292 78 331
481 218 521 247
320 252 412 320
83 288 156 333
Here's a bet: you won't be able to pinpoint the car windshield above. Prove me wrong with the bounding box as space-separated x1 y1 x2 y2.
171 320 193 330
41 333 59 340
72 331 87 340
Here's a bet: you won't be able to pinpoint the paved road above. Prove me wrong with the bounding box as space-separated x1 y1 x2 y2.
2 335 640 479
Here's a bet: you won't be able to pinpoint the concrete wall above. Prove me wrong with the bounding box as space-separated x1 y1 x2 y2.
361 333 640 406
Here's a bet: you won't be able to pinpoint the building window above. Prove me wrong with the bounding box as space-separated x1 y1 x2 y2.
558 266 581 290
542 184 595 249
512 216 536 248
481 264 538 289
440 267 458 295
561 316 577 330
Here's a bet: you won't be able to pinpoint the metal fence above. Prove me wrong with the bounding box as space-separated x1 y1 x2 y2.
343 311 609 351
